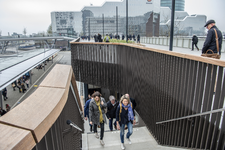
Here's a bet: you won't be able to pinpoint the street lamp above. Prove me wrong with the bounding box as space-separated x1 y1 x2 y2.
126 0 128 43
169 0 175 51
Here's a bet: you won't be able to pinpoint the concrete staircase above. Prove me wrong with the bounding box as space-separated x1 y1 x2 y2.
82 120 190 150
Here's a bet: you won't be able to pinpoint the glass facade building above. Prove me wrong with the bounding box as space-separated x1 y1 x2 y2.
161 0 185 11
51 0 161 37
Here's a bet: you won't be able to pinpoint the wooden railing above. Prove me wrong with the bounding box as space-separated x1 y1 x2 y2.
71 42 225 150
0 64 84 150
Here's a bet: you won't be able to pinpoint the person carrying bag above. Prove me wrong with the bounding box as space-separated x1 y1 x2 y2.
201 28 221 59
201 19 222 59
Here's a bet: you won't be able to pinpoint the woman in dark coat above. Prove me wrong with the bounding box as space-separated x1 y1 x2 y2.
116 95 136 150
89 91 107 146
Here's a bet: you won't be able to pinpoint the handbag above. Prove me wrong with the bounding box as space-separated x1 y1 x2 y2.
201 28 221 59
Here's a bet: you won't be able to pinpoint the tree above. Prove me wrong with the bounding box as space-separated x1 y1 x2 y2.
23 28 27 35
47 24 52 35
0 30 2 36
159 13 187 36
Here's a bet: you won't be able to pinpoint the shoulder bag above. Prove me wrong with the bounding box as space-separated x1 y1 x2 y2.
201 28 221 59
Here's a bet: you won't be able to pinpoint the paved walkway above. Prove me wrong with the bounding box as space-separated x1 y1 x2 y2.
142 43 225 60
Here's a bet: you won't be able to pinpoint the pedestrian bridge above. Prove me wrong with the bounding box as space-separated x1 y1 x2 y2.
0 41 225 150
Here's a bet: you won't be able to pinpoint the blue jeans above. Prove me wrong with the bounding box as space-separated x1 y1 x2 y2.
109 118 116 131
120 121 133 143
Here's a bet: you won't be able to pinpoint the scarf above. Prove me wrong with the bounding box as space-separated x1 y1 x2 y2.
95 100 104 123
122 103 134 121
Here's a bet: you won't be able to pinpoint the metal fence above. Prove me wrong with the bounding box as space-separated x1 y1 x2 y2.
71 42 225 150
140 36 225 52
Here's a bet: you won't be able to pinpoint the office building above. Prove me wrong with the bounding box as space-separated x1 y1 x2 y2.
161 0 185 11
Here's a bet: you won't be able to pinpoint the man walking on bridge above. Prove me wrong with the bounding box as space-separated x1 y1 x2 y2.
192 34 199 51
202 20 222 59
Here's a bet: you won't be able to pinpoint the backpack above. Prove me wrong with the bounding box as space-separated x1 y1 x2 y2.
106 36 109 42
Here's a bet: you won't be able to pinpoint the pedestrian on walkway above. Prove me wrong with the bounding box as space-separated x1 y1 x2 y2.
2 88 8 101
133 34 135 41
202 20 222 59
0 107 7 116
21 83 26 93
94 34 98 42
98 34 102 42
11 82 16 91
192 34 199 51
89 91 107 146
5 104 10 112
137 35 140 43
84 95 93 132
116 95 136 150
104 34 110 43
106 95 119 131
25 79 29 89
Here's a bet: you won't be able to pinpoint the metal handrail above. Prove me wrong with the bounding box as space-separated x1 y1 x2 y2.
0 36 76 42
156 108 225 124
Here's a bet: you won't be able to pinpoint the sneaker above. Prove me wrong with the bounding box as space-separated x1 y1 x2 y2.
126 138 131 144
100 140 105 146
95 133 99 139
121 143 125 149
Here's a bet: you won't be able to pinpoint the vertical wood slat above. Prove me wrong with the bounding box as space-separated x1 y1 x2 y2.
179 59 190 147
210 66 224 150
71 43 225 149
204 65 218 149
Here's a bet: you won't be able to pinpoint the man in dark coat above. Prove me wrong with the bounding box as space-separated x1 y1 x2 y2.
192 35 199 51
98 34 102 42
122 35 125 40
106 95 119 131
137 35 140 43
202 20 222 57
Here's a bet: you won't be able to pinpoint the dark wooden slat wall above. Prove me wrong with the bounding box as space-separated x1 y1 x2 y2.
71 43 225 150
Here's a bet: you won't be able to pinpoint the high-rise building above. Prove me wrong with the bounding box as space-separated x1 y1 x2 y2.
51 0 161 37
161 0 185 11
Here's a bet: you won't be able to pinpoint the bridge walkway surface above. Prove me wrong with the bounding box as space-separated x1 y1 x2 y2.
142 43 225 60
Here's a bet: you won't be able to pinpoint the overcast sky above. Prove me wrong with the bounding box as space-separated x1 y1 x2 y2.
0 0 224 35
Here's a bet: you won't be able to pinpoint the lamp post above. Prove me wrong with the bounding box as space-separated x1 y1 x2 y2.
116 6 118 39
169 0 175 51
126 0 128 43
102 14 104 39
88 18 90 41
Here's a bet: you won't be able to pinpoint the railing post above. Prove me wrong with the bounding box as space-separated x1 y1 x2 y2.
0 91 2 108
182 38 184 48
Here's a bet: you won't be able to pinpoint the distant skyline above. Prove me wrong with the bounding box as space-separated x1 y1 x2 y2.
0 0 224 36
